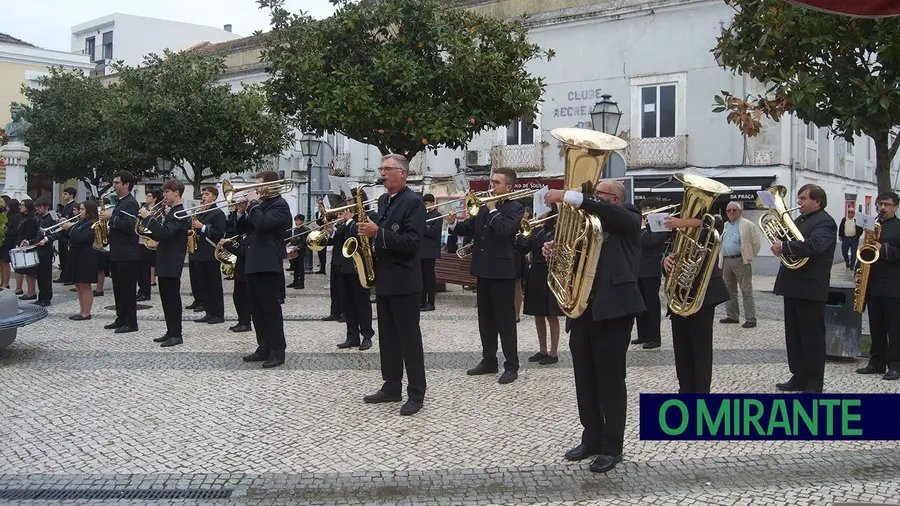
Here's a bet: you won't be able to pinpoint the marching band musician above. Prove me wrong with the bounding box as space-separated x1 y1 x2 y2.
57 187 77 286
220 211 252 333
357 154 427 416
516 204 562 365
543 180 644 474
771 184 837 393
323 209 345 322
287 214 308 290
236 170 292 369
661 213 730 394
446 168 526 385
420 194 441 311
633 198 669 349
333 199 375 351
59 201 99 320
856 191 900 381
137 189 162 302
188 186 227 324
99 170 141 334
139 180 191 347
20 196 56 307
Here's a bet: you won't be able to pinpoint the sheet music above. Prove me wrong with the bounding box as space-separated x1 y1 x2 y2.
856 213 877 231
756 190 777 210
532 186 550 218
452 173 469 193
647 213 671 233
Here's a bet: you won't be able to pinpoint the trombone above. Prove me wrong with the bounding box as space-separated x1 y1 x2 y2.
174 178 300 219
426 189 539 222
518 213 557 239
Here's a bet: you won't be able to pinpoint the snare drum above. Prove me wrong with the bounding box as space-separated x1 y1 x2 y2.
286 245 298 260
10 246 39 270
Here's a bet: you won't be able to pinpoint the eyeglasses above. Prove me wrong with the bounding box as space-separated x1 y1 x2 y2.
378 166 403 171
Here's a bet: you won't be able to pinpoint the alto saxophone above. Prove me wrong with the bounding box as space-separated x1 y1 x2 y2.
853 213 883 314
342 184 377 289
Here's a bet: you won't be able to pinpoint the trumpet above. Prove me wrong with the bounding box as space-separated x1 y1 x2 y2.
42 215 79 235
641 203 681 217
518 214 557 239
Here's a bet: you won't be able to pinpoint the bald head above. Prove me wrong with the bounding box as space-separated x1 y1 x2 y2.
596 179 627 204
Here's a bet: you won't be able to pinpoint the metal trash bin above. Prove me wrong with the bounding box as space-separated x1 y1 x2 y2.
824 283 862 358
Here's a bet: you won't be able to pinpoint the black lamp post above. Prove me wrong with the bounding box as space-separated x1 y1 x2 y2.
590 94 622 136
298 132 322 271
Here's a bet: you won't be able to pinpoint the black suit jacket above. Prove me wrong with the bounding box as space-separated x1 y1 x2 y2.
190 207 226 263
578 195 646 322
235 196 292 275
29 213 56 258
331 219 357 275
367 186 424 296
420 210 442 260
867 215 900 298
145 204 190 278
108 193 141 262
773 209 838 302
639 226 668 278
451 199 525 279
58 201 76 242
66 219 95 258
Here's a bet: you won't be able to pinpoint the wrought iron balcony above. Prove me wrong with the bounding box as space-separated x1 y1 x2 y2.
625 135 688 168
490 144 543 171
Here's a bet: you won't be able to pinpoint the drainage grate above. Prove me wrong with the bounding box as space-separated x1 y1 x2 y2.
0 488 233 501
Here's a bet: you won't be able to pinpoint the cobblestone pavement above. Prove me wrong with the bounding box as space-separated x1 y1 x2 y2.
1 263 898 505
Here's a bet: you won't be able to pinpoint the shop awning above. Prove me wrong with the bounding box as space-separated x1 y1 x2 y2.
633 175 777 210
783 0 900 17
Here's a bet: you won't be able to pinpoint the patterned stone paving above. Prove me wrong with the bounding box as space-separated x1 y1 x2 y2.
1 263 897 505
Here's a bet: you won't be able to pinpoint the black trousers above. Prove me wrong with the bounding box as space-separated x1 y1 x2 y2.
783 297 826 391
188 261 206 306
671 305 715 393
376 292 426 402
157 276 182 337
636 277 662 344
58 241 71 282
197 261 224 317
317 249 327 272
867 295 900 370
338 272 374 343
233 279 251 326
420 258 436 306
329 261 342 317
111 259 139 329
246 272 286 355
570 314 633 456
138 246 154 297
476 278 518 372
36 254 53 302
290 249 306 286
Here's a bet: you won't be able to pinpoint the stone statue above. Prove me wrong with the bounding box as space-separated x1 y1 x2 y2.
4 104 32 144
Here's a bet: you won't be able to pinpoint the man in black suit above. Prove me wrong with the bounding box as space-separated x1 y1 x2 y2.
772 184 837 393
420 194 441 311
332 204 375 351
446 167 526 384
633 197 669 349
190 186 226 324
99 170 141 334
56 187 77 285
856 191 900 381
357 154 427 416
543 179 645 474
236 170 292 369
22 196 56 306
140 179 191 347
287 214 308 289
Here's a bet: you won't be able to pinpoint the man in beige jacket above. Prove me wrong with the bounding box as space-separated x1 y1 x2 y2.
719 202 761 328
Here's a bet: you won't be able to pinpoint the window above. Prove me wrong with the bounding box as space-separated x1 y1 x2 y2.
101 31 113 60
867 137 872 161
846 137 854 156
506 117 534 145
806 123 817 142
85 37 95 61
640 85 676 138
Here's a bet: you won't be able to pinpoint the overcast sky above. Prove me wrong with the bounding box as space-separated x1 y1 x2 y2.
3 0 338 52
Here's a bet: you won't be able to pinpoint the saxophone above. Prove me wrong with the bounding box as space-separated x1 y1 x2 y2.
853 213 883 314
546 127 627 318
341 184 377 289
758 185 808 270
92 219 109 252
664 173 733 317
187 230 198 254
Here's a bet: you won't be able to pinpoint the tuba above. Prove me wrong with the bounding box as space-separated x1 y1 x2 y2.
215 235 240 277
758 185 807 270
341 184 377 288
546 127 627 318
664 173 732 317
853 213 883 313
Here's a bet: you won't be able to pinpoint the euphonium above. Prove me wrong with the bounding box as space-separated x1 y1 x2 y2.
853 213 883 314
136 202 164 251
187 229 198 254
215 235 240 277
342 184 377 288
758 185 808 270
664 173 733 317
546 127 627 318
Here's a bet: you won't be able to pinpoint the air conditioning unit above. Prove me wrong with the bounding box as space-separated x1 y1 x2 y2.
465 150 489 167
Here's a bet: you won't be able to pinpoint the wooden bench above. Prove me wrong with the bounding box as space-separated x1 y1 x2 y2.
435 254 477 288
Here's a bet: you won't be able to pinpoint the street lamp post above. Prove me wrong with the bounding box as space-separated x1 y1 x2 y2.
298 132 322 272
590 94 622 136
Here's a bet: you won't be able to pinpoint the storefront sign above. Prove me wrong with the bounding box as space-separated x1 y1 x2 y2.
468 177 563 192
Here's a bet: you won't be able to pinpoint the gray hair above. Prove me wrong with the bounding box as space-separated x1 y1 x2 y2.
726 201 743 210
382 154 409 172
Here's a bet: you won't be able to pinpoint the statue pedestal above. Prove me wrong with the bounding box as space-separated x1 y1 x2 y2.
0 142 30 201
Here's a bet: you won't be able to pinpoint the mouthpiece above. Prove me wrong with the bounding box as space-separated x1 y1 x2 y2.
375 178 385 185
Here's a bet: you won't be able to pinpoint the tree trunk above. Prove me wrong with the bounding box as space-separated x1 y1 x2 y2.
872 129 895 194
180 165 201 200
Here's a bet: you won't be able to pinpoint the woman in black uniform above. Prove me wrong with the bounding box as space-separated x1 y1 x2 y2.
15 199 38 300
517 205 563 365
61 201 99 320
0 198 21 291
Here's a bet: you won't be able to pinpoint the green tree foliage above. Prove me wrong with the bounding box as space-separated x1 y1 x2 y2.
712 0 900 193
20 68 157 194
258 0 554 161
109 49 292 198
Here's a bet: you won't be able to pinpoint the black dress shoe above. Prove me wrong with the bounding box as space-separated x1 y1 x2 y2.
193 305 206 313
466 362 499 376
230 324 252 332
498 370 518 384
243 351 269 362
528 352 547 362
337 340 360 349
720 318 739 324
337 316 345 323
153 334 170 343
114 326 138 334
420 304 435 312
359 338 372 351
742 321 757 328
72 314 91 321
538 355 558 365
364 390 402 403
135 294 150 302
206 316 225 324
775 378 804 392
262 353 285 368
856 364 886 375
630 339 646 345
589 454 623 473
34 300 51 307
160 337 183 348
93 290 104 296
564 443 600 461
883 369 900 381
195 315 212 323
104 321 124 330
400 400 423 416
642 342 660 350
185 301 200 309
19 294 36 301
